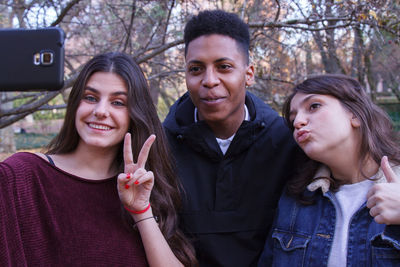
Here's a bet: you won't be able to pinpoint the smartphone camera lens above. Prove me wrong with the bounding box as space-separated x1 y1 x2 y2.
41 52 54 65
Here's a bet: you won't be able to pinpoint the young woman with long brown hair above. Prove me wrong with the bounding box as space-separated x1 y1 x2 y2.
0 52 197 266
259 74 400 266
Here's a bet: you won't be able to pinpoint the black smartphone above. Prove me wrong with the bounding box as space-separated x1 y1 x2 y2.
0 27 65 91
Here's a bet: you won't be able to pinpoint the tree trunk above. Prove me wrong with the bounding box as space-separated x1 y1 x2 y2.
364 47 377 102
351 25 364 82
305 41 313 75
0 92 16 153
148 0 174 106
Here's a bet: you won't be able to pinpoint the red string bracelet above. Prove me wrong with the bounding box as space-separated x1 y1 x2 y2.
124 203 151 214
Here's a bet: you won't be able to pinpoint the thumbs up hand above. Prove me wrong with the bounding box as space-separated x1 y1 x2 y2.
366 156 400 224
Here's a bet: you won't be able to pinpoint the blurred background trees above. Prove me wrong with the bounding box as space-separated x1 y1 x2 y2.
1 0 399 153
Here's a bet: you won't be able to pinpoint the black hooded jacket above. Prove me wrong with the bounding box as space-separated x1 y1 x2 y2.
163 92 300 267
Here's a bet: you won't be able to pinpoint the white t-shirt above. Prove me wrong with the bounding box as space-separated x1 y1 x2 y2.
194 104 249 155
327 179 374 267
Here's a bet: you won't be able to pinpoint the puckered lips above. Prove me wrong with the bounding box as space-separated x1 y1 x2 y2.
295 129 310 143
87 122 113 131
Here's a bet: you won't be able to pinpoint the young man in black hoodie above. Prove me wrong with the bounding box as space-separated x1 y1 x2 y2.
163 10 299 267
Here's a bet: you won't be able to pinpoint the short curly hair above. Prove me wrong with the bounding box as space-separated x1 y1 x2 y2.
184 10 250 63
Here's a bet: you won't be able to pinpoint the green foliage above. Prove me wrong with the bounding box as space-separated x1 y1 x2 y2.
388 111 400 131
15 133 56 150
157 96 169 122
379 102 400 131
13 93 66 120
32 109 65 120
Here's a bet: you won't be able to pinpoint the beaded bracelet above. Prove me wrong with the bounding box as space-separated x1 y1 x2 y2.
124 203 151 214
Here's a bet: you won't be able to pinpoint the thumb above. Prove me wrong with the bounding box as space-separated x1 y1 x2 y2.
381 156 399 183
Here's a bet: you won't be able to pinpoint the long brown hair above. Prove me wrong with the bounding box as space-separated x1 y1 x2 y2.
47 52 197 265
282 74 400 201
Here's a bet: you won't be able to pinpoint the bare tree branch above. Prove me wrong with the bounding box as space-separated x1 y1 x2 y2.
0 111 32 129
274 0 281 22
0 90 61 117
136 39 184 64
3 92 39 103
123 2 137 52
39 104 67 110
255 76 294 85
249 17 399 36
51 0 81 26
147 69 184 80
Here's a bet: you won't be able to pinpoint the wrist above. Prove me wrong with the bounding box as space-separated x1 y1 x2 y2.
133 215 158 228
124 202 151 214
127 206 153 221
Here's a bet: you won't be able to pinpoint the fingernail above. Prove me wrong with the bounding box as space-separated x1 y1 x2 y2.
126 173 131 179
134 181 139 185
125 184 130 189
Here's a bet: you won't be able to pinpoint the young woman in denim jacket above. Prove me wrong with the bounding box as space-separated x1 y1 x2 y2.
258 74 400 266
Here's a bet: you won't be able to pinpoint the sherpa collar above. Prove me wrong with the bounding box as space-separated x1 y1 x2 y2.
307 163 400 194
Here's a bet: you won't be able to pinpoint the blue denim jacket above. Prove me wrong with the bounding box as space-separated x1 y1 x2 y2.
258 169 400 266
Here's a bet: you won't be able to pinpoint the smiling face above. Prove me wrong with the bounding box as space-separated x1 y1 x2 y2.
289 93 360 163
75 71 130 151
185 34 254 138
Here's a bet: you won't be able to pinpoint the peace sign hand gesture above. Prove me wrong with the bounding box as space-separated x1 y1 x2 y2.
117 133 156 213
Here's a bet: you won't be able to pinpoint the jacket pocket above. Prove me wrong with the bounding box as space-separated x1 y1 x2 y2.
271 229 310 267
371 235 400 266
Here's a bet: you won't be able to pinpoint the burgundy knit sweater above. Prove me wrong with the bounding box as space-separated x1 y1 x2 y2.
0 152 148 266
